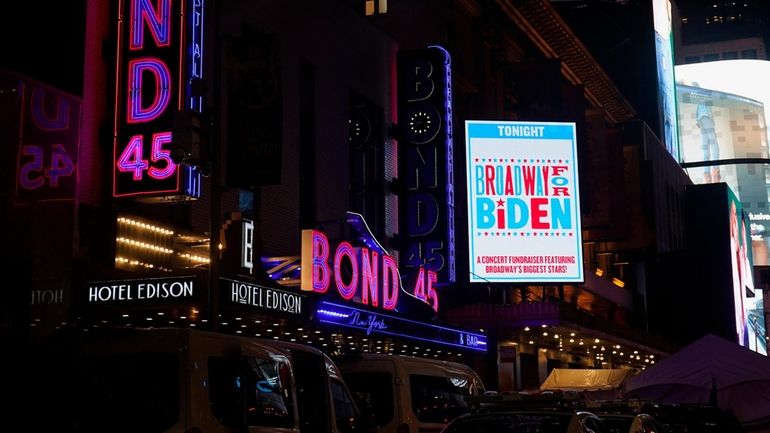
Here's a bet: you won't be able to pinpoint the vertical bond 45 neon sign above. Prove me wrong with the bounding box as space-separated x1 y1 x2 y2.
113 0 204 198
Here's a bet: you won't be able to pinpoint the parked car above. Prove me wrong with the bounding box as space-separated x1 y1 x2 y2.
592 412 670 433
21 326 370 433
440 409 612 433
584 400 744 433
642 403 745 433
336 353 486 433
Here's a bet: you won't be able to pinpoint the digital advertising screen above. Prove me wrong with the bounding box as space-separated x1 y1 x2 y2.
728 189 766 355
465 121 583 283
652 0 680 160
676 60 770 266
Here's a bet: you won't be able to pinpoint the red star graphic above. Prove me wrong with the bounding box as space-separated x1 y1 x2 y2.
497 199 504 207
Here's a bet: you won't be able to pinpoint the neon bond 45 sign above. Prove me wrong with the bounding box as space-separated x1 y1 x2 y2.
113 0 203 198
301 229 439 312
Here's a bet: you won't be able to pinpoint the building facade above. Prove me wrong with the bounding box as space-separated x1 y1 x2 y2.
5 0 745 392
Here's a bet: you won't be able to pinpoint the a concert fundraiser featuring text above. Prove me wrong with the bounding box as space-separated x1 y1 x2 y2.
465 120 583 283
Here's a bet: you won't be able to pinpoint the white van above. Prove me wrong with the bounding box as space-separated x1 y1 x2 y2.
23 327 368 433
336 354 486 433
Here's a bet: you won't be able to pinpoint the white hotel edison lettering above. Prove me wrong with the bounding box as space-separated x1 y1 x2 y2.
88 280 194 302
229 280 302 315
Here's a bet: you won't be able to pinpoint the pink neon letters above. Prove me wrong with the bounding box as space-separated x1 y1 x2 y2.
301 229 439 312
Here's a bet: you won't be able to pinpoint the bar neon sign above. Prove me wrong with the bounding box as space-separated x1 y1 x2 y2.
316 301 486 351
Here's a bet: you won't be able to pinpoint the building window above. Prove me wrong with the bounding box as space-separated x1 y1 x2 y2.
364 0 387 15
704 53 720 61
742 49 758 59
723 51 738 60
685 55 701 63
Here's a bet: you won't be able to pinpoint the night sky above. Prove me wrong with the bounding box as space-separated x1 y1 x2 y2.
0 1 86 95
1 0 766 96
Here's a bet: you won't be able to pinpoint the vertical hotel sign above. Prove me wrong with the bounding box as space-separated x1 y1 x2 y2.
113 0 204 198
465 121 583 283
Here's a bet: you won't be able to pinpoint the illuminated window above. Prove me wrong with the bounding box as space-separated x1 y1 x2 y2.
364 0 387 16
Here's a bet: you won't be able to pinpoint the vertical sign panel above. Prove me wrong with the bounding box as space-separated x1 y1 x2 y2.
225 25 282 188
15 79 81 204
113 0 203 199
397 46 455 285
465 120 583 283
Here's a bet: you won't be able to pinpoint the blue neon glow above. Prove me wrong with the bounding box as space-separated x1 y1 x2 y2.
131 0 172 49
184 165 201 197
317 308 350 319
316 301 486 351
346 211 387 255
188 0 204 112
427 45 456 284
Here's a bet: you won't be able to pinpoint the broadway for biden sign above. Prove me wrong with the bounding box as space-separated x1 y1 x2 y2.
465 121 583 283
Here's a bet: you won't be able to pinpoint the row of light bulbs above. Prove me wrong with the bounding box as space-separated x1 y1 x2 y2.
522 324 657 367
118 217 175 236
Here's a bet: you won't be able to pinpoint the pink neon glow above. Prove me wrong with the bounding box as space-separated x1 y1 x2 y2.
130 0 171 50
177 0 185 110
147 132 176 179
113 0 125 199
312 231 331 293
427 269 438 312
31 87 69 131
360 248 379 307
117 135 150 180
127 58 171 123
382 255 399 310
334 242 358 300
413 267 427 302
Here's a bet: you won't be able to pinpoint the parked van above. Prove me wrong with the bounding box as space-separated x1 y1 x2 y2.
335 354 486 433
21 327 367 433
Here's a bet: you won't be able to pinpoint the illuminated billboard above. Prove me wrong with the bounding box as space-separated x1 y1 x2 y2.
652 0 679 159
465 120 583 283
728 189 766 355
676 60 770 265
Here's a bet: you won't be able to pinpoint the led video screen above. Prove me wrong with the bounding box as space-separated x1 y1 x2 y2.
676 60 770 266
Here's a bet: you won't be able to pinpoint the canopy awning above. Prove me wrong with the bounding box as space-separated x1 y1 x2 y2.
540 368 632 392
